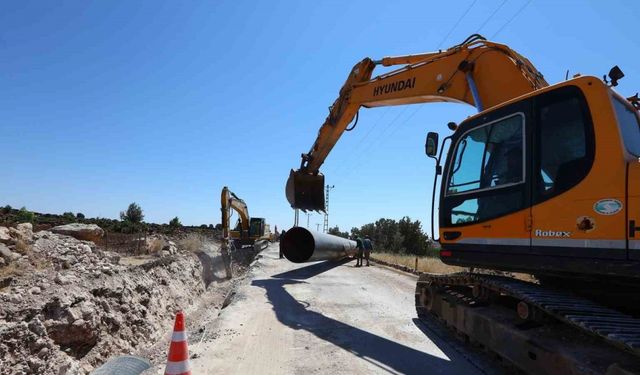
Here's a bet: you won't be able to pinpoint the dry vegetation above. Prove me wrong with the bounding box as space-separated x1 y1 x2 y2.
0 262 23 279
178 233 205 252
14 239 31 255
373 252 465 274
373 252 537 282
147 238 165 254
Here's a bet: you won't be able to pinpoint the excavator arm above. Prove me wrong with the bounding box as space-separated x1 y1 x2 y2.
286 35 548 210
221 186 251 245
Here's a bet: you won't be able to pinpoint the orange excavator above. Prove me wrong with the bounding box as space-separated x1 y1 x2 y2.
286 34 640 373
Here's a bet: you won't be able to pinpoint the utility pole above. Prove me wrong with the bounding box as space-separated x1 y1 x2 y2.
294 209 299 227
323 185 335 233
316 223 320 232
305 212 311 228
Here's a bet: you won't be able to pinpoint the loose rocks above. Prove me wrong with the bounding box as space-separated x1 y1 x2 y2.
50 223 104 243
0 230 206 374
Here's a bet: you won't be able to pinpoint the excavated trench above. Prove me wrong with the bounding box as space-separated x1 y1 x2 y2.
0 230 263 375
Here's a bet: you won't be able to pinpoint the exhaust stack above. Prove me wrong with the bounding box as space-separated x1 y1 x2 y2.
280 227 357 263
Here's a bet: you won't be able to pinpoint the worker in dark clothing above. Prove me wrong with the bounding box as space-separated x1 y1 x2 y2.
363 236 373 267
355 236 364 267
279 229 286 259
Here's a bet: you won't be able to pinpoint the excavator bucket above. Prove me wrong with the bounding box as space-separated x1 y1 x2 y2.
286 169 325 211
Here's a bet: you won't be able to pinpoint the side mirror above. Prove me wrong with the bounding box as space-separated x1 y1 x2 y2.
425 132 439 157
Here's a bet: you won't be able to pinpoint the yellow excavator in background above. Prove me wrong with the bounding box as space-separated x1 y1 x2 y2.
220 186 272 278
286 34 640 373
220 186 271 248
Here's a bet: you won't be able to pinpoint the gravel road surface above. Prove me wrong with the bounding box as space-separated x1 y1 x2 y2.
188 245 502 374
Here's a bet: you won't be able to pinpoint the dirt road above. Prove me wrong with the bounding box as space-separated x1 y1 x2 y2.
188 245 502 374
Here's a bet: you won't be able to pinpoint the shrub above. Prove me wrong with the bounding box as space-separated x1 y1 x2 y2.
0 263 23 278
1 205 11 215
15 239 31 255
169 217 181 228
16 207 35 223
62 212 75 222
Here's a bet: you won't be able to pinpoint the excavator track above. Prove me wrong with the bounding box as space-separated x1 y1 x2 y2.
415 272 640 375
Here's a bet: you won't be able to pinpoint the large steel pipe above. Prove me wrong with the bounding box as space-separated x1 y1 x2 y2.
280 227 357 263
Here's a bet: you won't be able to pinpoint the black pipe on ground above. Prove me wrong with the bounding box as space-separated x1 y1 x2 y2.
280 227 357 263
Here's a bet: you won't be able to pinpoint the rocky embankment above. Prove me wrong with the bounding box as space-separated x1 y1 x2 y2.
0 224 206 375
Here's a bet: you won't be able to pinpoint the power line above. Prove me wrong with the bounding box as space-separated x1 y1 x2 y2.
477 0 509 34
337 107 416 183
491 0 533 38
386 106 423 140
335 107 407 179
351 108 390 155
437 0 479 49
330 108 389 177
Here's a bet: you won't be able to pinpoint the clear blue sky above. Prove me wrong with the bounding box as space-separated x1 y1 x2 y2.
1 1 639 233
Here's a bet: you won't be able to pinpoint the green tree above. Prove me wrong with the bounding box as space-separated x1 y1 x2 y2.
120 202 144 224
119 202 144 233
349 216 431 255
360 223 376 240
328 226 349 238
1 205 12 215
62 212 75 222
398 216 429 255
16 207 35 223
373 218 400 252
169 216 182 228
76 212 85 220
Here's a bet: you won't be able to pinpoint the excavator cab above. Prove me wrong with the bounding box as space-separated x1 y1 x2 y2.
428 77 640 279
231 217 266 246
249 217 266 238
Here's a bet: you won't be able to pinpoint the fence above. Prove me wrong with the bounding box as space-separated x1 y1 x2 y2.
101 229 222 255
102 231 147 254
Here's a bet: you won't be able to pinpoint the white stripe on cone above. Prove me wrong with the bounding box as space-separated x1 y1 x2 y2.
172 330 188 342
165 360 191 374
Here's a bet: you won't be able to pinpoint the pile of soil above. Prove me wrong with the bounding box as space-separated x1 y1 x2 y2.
0 228 226 374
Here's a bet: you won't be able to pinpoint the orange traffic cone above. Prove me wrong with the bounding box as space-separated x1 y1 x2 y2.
165 311 191 375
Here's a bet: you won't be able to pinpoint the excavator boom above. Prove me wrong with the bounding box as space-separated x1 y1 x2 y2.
221 186 250 242
286 35 547 210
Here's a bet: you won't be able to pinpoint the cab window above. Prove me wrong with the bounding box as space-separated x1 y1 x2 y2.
613 97 640 157
447 114 524 195
534 86 594 203
443 113 525 226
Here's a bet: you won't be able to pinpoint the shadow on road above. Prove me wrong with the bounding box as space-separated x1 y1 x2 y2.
272 259 352 280
252 278 467 374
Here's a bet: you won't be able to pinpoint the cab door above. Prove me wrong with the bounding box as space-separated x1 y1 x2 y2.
531 86 626 260
611 95 640 259
629 164 640 258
